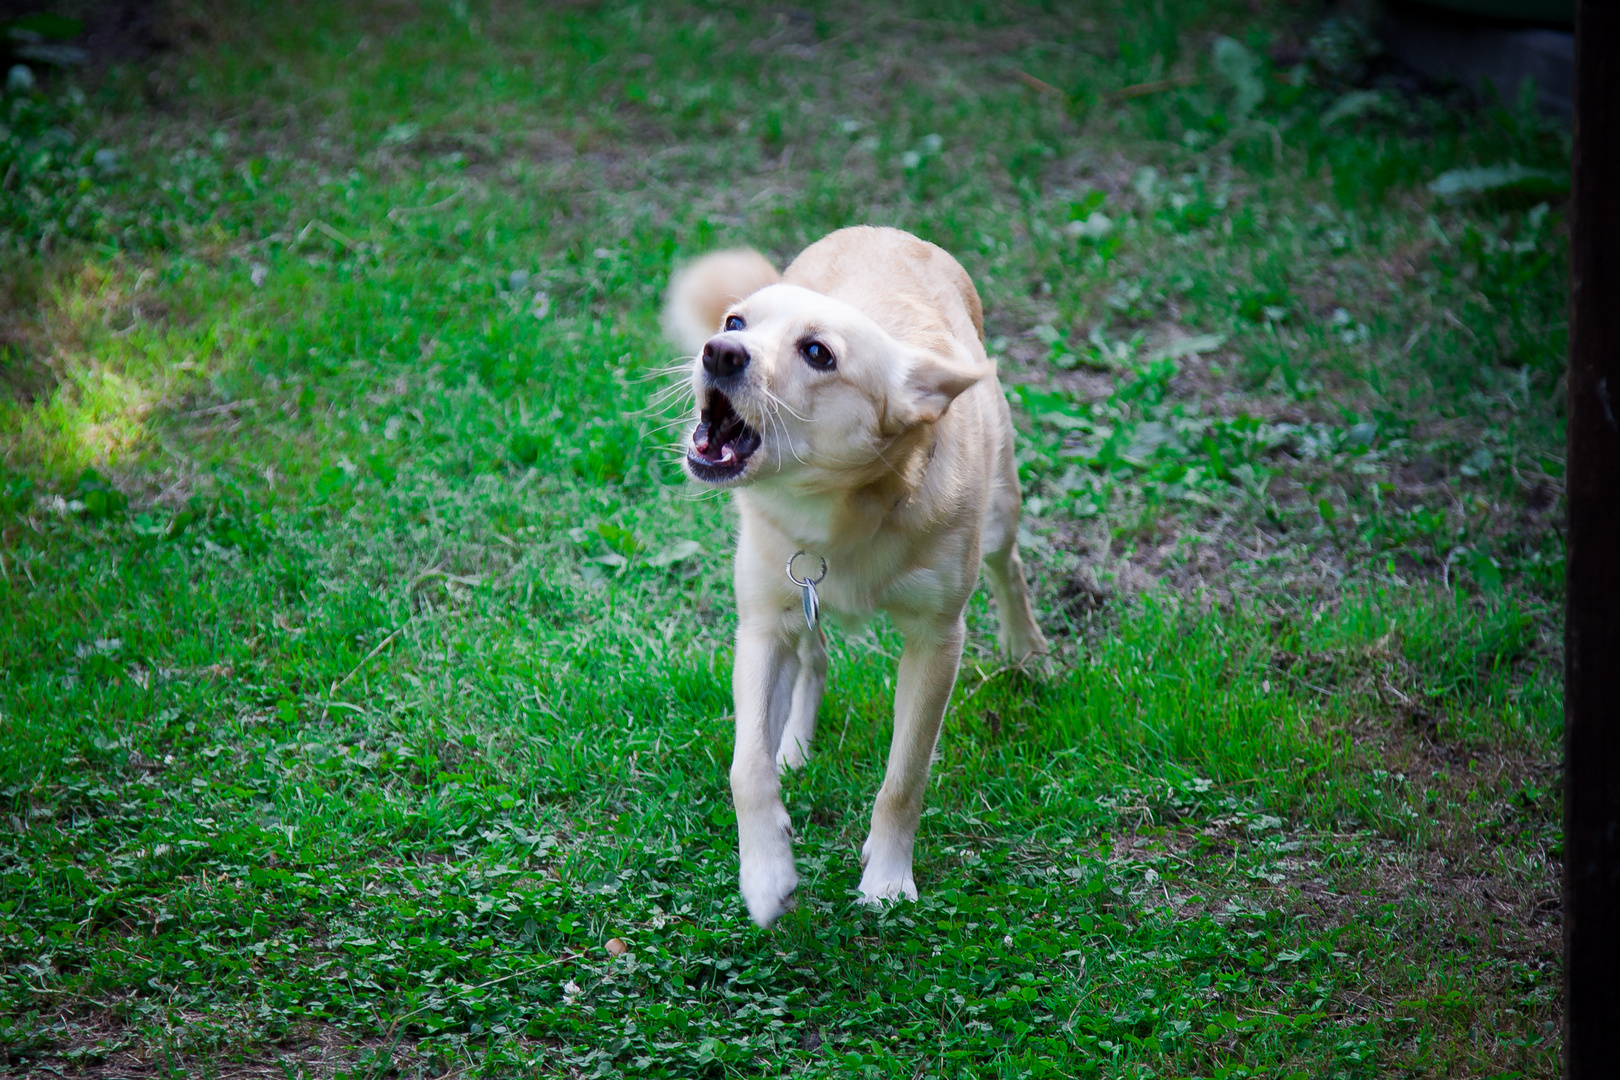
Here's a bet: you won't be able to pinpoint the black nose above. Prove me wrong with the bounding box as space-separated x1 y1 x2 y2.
702 337 750 378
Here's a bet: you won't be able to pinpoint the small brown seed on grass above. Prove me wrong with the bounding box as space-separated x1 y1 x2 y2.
605 938 628 956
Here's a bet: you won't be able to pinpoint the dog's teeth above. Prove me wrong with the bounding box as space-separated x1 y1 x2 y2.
718 445 737 465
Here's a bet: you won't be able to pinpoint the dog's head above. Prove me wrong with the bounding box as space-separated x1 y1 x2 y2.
684 284 989 489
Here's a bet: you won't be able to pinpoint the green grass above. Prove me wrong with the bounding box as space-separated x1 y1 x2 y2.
1 2 1565 1077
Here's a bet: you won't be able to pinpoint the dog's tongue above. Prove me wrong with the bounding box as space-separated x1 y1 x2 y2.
693 419 736 462
693 393 748 462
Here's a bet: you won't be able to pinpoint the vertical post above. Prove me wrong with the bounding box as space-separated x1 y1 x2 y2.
1565 1 1620 1076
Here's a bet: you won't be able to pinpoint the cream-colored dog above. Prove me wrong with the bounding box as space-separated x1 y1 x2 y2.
662 226 1046 928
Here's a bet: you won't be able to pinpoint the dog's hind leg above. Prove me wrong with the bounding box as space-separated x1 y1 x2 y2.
775 627 827 772
857 613 966 907
731 613 803 928
983 540 1046 661
981 477 1048 663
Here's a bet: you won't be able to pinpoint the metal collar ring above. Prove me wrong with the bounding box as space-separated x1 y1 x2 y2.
786 551 827 587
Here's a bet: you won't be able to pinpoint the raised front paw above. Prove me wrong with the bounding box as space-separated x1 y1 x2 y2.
737 807 798 928
739 853 799 928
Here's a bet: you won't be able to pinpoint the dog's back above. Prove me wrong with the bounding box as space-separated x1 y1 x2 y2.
783 226 986 359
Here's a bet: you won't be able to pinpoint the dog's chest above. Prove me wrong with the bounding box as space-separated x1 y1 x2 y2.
817 562 954 624
741 490 979 625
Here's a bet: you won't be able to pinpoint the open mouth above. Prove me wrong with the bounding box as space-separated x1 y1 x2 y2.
686 389 762 483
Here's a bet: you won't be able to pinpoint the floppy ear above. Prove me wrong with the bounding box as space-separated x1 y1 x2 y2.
885 344 992 432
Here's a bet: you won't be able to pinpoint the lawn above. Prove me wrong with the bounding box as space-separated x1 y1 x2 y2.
0 2 1568 1077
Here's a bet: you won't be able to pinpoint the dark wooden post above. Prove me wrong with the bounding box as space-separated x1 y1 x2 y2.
1565 1 1620 1076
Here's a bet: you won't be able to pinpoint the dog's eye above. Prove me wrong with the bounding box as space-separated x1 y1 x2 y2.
723 315 745 332
800 340 836 370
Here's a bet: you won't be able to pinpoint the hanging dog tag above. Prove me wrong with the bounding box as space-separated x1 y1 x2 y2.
786 551 828 631
800 578 820 630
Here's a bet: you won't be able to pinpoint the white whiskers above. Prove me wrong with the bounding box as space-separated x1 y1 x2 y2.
760 386 813 423
768 396 812 467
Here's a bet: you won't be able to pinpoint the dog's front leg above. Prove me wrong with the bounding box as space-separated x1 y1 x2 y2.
775 627 827 772
731 613 802 927
858 613 966 906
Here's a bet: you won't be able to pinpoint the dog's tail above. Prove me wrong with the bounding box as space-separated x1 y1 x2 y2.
661 249 781 356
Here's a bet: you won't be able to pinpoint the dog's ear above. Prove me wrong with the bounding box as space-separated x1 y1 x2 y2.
884 343 992 432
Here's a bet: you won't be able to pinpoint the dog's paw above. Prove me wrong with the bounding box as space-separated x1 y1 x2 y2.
739 855 799 928
774 740 810 773
856 836 918 907
738 808 798 928
856 865 918 908
999 626 1050 666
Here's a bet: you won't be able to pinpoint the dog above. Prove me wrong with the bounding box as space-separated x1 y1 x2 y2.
662 226 1047 928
